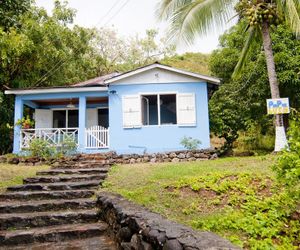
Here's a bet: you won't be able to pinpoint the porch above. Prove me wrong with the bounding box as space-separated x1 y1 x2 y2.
12 87 110 153
20 126 109 150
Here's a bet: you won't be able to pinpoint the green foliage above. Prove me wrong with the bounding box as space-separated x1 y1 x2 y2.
15 115 34 129
0 0 32 31
104 156 299 248
209 22 300 152
273 109 300 188
235 123 275 153
161 52 211 75
59 137 77 156
180 136 201 150
26 138 56 159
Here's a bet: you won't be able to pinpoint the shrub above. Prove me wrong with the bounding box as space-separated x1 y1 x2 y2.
273 109 300 189
26 138 56 159
180 136 201 150
59 137 77 156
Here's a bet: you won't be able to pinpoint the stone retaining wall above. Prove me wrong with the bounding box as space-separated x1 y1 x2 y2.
0 149 218 166
97 192 239 250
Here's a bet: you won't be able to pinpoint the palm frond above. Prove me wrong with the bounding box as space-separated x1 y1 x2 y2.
156 0 192 20
277 0 300 38
157 0 237 44
232 26 257 78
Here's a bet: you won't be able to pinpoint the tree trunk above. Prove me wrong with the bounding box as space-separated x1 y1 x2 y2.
261 21 287 151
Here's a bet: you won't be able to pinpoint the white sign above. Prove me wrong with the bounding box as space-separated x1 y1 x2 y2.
267 98 290 115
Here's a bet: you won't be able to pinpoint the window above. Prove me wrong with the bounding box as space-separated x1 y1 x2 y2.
98 108 109 128
141 94 177 126
122 92 196 128
53 110 78 128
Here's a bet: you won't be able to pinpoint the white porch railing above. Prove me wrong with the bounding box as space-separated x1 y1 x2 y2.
20 128 79 149
85 126 109 149
20 126 109 149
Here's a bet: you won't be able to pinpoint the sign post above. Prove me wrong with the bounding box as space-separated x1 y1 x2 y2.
266 98 289 151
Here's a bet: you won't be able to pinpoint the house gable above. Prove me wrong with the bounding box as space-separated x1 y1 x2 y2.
106 63 220 85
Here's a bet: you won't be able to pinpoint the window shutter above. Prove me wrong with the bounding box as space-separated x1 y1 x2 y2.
177 93 196 126
122 95 142 128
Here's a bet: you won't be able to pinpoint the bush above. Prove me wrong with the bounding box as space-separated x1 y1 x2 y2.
273 109 300 189
180 136 201 150
59 137 77 156
26 138 56 159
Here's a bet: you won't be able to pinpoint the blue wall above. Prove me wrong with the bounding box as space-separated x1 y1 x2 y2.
108 82 210 154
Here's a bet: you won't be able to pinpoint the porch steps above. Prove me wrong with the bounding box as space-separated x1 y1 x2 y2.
0 222 110 247
0 189 95 201
36 167 109 176
0 209 99 230
0 198 96 214
23 173 107 184
6 180 102 192
0 156 116 248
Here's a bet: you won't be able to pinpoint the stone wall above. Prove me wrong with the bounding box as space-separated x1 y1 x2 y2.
0 149 218 166
97 192 239 250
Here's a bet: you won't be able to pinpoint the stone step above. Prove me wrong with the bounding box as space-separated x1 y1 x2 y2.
0 209 98 230
7 180 102 192
36 168 109 176
23 174 107 184
0 190 95 201
0 236 118 250
0 222 108 246
52 163 112 169
0 198 96 214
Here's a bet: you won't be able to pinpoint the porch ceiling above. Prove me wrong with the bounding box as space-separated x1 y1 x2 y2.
32 97 108 106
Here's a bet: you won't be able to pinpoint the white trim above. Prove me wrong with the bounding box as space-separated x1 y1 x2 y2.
106 64 220 85
139 92 178 127
52 109 79 129
5 86 108 95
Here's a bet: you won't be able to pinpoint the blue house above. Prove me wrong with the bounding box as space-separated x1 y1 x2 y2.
5 63 220 154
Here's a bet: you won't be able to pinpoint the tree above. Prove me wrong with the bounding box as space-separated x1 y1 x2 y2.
0 0 32 31
209 22 300 151
157 0 300 151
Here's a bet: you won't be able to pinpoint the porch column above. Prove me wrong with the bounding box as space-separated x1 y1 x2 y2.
78 96 86 151
13 96 23 154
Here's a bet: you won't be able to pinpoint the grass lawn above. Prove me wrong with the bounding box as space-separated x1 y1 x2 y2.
0 163 50 193
103 156 299 249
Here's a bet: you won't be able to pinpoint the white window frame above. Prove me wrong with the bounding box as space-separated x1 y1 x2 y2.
139 92 178 127
51 108 79 128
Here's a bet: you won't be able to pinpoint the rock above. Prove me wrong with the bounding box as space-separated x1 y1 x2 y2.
117 226 132 242
8 157 19 164
188 157 196 162
130 234 143 250
130 158 136 164
177 153 185 159
210 153 218 160
172 158 179 163
163 239 183 250
121 242 132 250
150 158 156 163
169 153 177 158
186 152 193 158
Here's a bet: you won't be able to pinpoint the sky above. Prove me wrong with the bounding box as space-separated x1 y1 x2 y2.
35 0 237 54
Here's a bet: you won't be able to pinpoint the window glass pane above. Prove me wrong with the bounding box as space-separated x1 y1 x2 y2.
53 110 66 128
160 94 177 124
68 110 79 128
98 108 109 128
141 95 158 125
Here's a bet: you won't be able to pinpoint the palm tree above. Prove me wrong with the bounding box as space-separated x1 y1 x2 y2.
157 0 300 151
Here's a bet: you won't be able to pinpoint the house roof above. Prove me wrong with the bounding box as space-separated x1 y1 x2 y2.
5 63 220 95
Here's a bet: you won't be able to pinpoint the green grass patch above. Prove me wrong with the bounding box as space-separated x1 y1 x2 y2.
0 163 50 192
103 156 299 249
